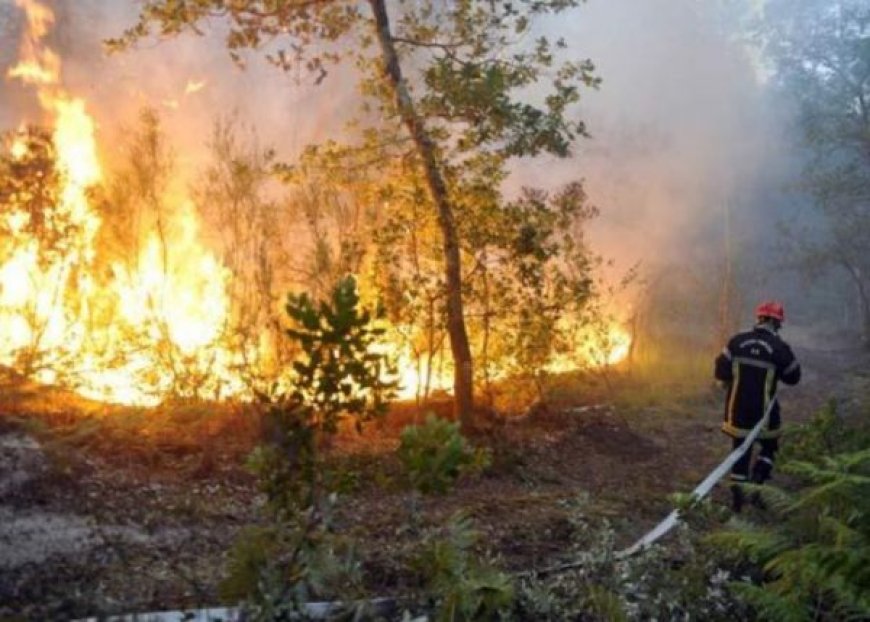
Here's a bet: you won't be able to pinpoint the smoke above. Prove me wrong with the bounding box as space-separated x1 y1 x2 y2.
1 0 797 313
1 0 355 175
519 1 794 285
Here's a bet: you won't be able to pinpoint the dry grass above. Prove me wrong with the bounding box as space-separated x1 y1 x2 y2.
1 351 714 468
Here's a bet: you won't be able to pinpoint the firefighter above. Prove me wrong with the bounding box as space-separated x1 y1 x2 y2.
714 301 801 511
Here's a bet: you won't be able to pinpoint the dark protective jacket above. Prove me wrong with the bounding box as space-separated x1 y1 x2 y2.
714 324 801 438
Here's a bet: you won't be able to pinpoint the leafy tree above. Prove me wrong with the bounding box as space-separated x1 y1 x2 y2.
0 127 63 375
96 109 232 400
283 151 371 302
0 125 100 379
251 275 395 513
0 127 64 262
109 0 599 427
289 143 601 409
470 182 597 403
758 0 870 345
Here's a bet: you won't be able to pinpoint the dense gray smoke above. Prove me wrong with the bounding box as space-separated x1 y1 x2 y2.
523 2 793 288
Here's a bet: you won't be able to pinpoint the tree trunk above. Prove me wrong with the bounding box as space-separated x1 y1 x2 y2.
854 273 870 349
841 261 870 349
368 0 475 427
424 296 436 402
481 250 493 407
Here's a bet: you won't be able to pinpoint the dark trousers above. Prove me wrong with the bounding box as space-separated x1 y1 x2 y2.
730 437 779 484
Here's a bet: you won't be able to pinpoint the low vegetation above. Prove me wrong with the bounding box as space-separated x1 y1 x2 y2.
215 279 870 621
710 403 870 621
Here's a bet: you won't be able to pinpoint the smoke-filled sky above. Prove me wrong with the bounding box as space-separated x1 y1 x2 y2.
0 0 796 300
528 2 791 273
1 0 359 173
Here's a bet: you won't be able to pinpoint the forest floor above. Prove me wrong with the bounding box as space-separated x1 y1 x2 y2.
1 340 868 620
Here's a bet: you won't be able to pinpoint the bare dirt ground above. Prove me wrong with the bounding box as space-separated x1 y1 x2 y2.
1 343 867 620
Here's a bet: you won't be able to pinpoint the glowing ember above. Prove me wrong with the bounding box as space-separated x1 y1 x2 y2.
9 136 28 160
184 79 207 95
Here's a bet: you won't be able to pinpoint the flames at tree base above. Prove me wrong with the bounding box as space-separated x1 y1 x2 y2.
0 0 631 409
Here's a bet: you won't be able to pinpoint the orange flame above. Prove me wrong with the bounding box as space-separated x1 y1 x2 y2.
2 0 629 407
548 322 632 374
2 0 242 405
6 0 60 87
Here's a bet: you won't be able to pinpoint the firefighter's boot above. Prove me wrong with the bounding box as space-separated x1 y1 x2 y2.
750 458 773 510
748 489 766 510
730 484 744 513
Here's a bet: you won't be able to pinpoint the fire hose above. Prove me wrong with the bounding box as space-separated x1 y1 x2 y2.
619 395 777 557
531 396 779 577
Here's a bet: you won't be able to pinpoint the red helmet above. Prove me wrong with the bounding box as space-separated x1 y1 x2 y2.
755 300 785 322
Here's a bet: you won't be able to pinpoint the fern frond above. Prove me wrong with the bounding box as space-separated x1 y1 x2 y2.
741 483 796 515
786 477 854 513
765 546 828 587
816 515 865 547
830 448 870 471
762 541 870 618
787 450 870 482
586 585 628 622
707 523 791 563
713 404 870 621
783 459 839 482
821 566 870 619
729 581 810 622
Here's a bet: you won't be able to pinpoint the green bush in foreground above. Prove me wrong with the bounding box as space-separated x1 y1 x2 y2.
227 277 394 614
220 501 363 620
513 497 741 621
398 414 489 495
415 513 514 622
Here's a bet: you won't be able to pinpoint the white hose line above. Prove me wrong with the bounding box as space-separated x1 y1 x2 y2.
75 598 399 621
618 397 778 558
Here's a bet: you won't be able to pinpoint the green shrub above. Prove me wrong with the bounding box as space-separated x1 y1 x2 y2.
228 277 393 614
779 399 850 464
220 526 279 602
221 501 362 617
251 276 397 516
415 513 514 621
283 274 396 436
512 498 742 621
398 414 489 495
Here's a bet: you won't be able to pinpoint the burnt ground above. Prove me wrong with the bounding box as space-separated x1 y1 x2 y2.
0 344 868 620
